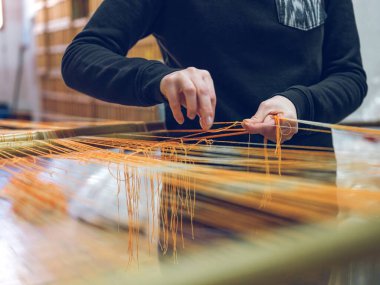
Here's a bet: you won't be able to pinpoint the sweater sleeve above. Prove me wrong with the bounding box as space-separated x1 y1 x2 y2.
61 0 176 107
278 0 367 123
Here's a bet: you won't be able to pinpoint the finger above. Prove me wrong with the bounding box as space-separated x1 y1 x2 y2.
190 73 214 130
280 116 298 137
262 114 298 143
242 121 261 134
251 101 272 123
274 114 298 143
165 80 184 125
202 71 217 113
242 101 272 131
270 115 296 143
261 116 277 143
243 116 275 137
264 115 295 143
243 115 278 143
178 75 197 120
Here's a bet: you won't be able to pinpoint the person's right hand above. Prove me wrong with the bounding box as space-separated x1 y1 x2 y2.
160 67 216 130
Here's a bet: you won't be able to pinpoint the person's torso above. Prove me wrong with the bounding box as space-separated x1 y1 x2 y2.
152 0 330 146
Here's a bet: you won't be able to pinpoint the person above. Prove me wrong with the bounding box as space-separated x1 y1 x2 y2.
61 0 366 283
62 0 367 148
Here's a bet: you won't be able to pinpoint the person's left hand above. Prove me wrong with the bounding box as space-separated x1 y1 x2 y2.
242 96 298 143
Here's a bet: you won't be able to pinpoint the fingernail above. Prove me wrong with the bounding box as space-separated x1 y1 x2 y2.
205 116 213 129
188 113 196 120
244 119 255 127
199 117 205 130
200 116 213 130
243 119 251 126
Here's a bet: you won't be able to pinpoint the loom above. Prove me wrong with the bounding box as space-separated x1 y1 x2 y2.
1 118 380 285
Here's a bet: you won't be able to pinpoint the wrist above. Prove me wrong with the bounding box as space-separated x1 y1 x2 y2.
140 62 179 105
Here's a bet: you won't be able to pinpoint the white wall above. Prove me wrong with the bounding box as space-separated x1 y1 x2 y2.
348 0 380 122
0 0 40 117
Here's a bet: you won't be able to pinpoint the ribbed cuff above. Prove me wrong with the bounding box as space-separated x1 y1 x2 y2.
275 86 313 121
138 61 180 105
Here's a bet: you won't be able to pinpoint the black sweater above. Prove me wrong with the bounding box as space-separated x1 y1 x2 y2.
62 0 367 146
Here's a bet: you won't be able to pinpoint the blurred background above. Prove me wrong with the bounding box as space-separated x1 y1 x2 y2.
0 0 379 123
0 0 163 122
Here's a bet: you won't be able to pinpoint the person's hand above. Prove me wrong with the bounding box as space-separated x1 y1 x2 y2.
160 67 216 130
242 96 298 143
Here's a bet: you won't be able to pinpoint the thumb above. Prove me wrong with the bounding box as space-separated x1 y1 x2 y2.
242 104 268 130
249 104 267 123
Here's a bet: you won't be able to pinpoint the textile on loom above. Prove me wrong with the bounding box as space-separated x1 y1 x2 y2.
0 118 380 284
